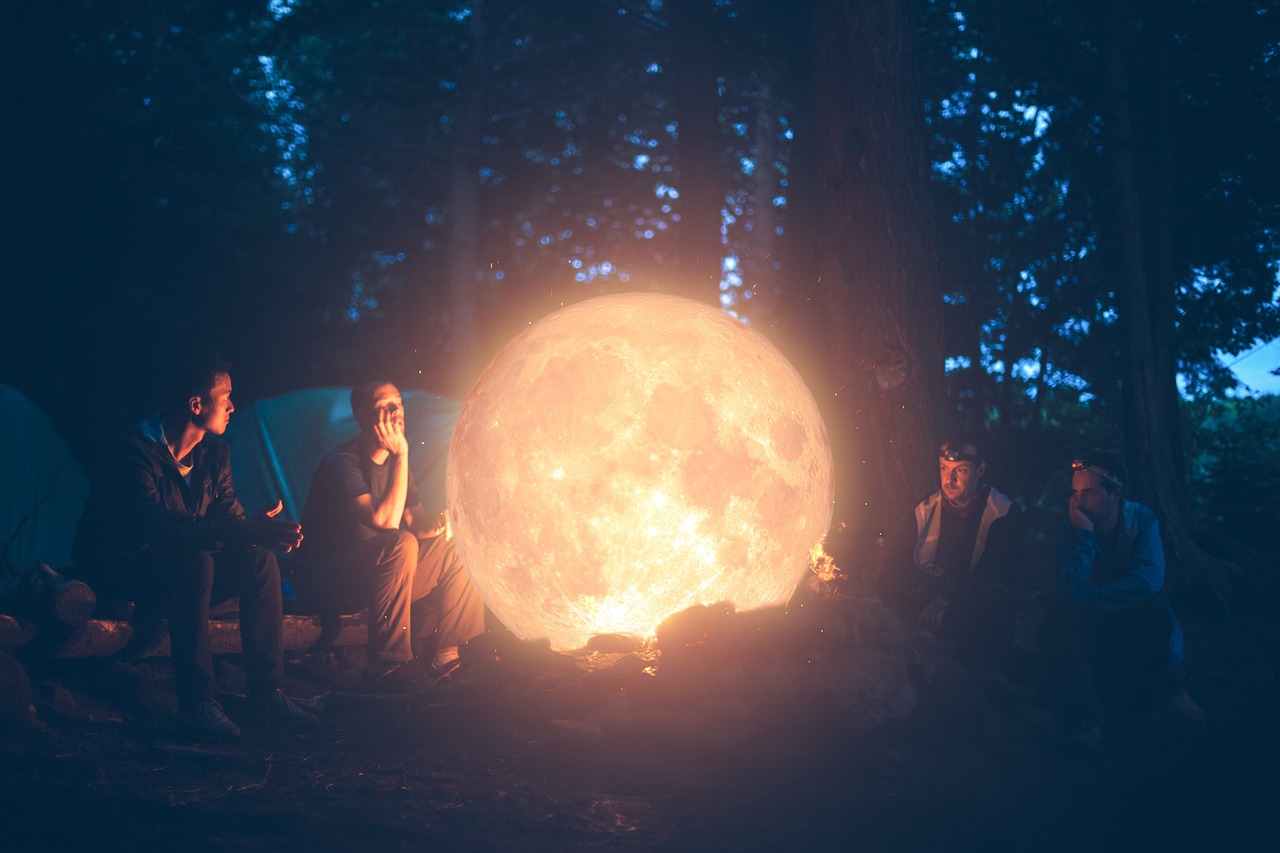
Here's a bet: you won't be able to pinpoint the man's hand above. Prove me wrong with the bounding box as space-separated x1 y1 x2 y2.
373 404 409 457
417 509 453 541
243 500 304 552
1069 499 1094 531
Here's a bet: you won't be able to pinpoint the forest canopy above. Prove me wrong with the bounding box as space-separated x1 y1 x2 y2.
5 0 1278 566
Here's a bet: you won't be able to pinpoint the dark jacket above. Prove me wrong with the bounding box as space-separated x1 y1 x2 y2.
72 413 248 568
1052 499 1184 667
878 486 1024 617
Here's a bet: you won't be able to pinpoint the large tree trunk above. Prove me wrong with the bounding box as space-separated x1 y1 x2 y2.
669 0 725 304
813 0 945 579
1105 0 1235 614
442 0 488 396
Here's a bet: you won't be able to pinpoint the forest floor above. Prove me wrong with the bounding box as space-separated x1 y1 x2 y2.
1 589 1277 853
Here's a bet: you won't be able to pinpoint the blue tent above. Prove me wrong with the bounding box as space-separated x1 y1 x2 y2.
222 387 462 523
0 385 90 571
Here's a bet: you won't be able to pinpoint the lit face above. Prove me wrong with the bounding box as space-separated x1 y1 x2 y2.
938 443 985 507
1071 469 1122 532
369 384 404 427
193 372 234 435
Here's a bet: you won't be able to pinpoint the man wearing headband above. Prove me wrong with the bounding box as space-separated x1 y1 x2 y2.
1040 449 1194 745
877 431 1024 667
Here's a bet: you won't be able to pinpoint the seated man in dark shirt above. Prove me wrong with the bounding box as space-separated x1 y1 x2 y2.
72 351 316 739
877 431 1025 667
295 380 485 689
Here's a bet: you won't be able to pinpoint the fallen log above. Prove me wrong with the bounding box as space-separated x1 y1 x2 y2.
0 612 368 658
0 563 96 625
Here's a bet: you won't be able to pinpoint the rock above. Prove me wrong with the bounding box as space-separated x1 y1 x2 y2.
0 651 34 729
821 648 919 729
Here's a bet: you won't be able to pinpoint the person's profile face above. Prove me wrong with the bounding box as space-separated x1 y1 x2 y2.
193 372 234 435
1071 469 1121 529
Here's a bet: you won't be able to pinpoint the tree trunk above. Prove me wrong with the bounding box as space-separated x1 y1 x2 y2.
813 0 945 579
442 0 488 396
1105 0 1235 614
669 0 725 304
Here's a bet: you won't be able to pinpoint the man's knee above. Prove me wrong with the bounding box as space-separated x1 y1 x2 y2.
247 547 282 583
376 530 419 576
172 550 218 589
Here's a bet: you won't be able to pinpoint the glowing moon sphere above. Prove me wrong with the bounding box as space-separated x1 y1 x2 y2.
446 292 834 650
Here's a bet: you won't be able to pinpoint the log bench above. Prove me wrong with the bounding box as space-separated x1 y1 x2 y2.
0 564 369 659
0 611 369 658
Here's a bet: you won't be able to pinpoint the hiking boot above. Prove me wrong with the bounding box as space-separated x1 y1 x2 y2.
361 661 431 694
251 688 320 729
179 699 242 740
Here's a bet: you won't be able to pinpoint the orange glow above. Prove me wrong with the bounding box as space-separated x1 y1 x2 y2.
447 293 834 650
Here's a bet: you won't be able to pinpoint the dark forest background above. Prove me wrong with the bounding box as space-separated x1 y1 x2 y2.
5 0 1279 610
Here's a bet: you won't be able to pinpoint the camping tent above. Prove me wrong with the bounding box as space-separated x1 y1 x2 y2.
222 387 463 524
0 385 90 571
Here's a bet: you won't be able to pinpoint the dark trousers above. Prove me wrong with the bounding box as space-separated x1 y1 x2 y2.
78 548 286 710
1039 596 1171 728
301 530 485 664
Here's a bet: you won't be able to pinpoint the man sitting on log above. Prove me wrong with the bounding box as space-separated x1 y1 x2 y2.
71 350 316 739
293 380 485 691
1039 450 1200 745
876 431 1025 668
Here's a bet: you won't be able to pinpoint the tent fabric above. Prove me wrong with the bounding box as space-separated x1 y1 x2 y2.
0 385 90 571
223 388 463 524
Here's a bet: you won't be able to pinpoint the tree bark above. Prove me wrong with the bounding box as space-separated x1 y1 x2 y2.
669 0 725 304
813 0 945 578
442 0 488 396
1105 0 1235 614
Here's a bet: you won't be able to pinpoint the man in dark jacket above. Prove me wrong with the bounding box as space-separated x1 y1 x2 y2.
72 352 315 739
877 431 1025 667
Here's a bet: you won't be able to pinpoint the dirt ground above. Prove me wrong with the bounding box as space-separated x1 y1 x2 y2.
2 592 1277 853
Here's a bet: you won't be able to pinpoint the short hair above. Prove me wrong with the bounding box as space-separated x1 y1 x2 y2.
161 349 231 412
939 429 984 463
1072 449 1127 494
350 379 396 424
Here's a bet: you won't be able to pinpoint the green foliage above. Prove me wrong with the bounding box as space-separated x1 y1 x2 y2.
1186 394 1280 555
919 0 1280 535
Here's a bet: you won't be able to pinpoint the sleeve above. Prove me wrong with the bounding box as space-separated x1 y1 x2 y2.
1051 514 1164 612
116 442 245 552
209 443 246 521
875 512 926 617
317 449 373 506
980 506 1026 591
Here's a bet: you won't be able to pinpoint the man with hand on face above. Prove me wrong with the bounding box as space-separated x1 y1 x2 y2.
1040 450 1193 743
877 431 1025 667
72 351 316 740
296 381 485 692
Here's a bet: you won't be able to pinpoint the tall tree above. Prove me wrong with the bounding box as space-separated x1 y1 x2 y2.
814 0 946 575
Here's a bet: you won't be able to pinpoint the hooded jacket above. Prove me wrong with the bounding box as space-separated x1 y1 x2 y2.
72 412 248 568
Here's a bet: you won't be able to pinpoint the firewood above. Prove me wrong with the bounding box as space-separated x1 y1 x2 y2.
0 563 96 625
